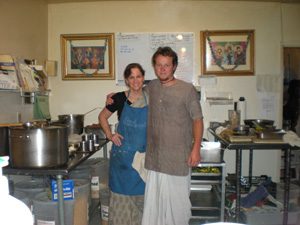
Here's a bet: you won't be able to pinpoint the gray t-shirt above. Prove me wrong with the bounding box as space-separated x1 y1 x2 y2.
144 79 203 176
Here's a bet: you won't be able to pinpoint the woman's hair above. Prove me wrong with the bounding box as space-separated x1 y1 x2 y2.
151 46 178 69
123 63 145 79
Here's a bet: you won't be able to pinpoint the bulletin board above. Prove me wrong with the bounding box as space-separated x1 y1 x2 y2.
116 33 194 85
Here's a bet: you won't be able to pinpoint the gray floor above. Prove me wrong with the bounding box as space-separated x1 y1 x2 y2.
89 190 221 225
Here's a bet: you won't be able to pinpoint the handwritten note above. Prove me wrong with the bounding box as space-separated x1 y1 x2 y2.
116 33 194 85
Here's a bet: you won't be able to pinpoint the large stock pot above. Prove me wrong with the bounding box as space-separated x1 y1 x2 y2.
9 123 68 168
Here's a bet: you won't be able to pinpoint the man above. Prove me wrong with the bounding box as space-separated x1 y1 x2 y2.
142 46 203 225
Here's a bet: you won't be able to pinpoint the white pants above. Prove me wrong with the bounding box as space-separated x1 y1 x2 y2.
142 170 191 225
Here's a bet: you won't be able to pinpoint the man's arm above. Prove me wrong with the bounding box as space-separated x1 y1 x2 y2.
187 117 203 167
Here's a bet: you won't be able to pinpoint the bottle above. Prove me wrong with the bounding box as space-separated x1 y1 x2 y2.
0 156 33 225
237 97 247 125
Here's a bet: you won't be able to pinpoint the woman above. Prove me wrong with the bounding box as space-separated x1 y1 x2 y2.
99 63 149 225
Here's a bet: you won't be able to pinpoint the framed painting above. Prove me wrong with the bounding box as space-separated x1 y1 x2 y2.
61 33 115 80
200 30 254 76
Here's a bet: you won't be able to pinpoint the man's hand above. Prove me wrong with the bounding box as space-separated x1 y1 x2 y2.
106 92 115 105
187 148 201 167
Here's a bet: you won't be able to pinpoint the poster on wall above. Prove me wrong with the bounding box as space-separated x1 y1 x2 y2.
116 33 194 85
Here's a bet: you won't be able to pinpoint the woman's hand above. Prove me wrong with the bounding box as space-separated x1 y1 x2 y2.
106 93 115 105
110 132 124 146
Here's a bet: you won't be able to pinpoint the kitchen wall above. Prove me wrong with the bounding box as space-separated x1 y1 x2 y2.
0 0 299 182
0 0 48 124
47 1 300 181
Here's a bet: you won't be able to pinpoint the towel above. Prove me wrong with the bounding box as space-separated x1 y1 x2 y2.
241 185 269 208
283 131 300 147
132 152 148 183
33 95 51 119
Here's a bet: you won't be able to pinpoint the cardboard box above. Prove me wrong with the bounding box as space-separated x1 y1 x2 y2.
51 179 74 202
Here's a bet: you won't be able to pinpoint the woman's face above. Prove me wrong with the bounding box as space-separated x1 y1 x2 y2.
125 68 145 91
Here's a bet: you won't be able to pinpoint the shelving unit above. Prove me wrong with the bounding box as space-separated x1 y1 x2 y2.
190 162 226 223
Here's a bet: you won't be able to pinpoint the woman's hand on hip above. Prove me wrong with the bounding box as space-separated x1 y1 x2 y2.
111 133 124 146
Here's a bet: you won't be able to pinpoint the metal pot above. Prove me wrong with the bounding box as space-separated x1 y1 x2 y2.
58 114 84 135
58 107 101 135
9 124 68 168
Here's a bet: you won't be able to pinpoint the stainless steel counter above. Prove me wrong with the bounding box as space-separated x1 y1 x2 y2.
208 128 300 225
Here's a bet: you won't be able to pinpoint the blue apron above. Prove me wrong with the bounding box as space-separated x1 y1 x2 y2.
109 91 148 195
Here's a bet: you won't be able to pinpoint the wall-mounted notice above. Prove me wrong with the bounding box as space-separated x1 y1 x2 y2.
116 33 194 85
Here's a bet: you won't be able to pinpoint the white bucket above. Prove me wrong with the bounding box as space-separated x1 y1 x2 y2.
78 157 109 199
100 187 110 225
14 180 47 199
73 179 90 225
69 167 92 206
33 192 75 225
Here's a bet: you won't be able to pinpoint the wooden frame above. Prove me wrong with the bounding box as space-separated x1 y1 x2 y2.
61 33 115 80
201 30 254 76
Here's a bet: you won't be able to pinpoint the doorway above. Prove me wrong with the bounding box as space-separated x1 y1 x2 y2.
283 47 300 135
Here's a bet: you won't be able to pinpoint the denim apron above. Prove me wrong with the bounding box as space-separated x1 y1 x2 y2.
109 91 148 195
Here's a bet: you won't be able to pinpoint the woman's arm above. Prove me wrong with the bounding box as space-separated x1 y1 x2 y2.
99 108 123 146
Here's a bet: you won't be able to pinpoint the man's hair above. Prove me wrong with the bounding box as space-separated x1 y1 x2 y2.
152 47 178 72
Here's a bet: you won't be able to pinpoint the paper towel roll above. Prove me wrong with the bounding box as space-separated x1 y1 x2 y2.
237 97 246 125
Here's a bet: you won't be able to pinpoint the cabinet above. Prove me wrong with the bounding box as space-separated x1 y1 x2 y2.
190 162 226 223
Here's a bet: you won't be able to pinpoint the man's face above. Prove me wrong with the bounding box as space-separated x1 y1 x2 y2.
154 55 177 82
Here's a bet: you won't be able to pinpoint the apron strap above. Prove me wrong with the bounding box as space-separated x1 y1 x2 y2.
125 90 148 106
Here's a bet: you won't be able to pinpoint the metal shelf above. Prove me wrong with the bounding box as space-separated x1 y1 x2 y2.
190 162 226 222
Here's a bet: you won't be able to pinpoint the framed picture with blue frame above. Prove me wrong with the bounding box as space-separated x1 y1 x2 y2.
201 30 254 76
61 33 115 80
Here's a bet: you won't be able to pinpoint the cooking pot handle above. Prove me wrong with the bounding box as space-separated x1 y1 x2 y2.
84 107 102 116
9 135 30 140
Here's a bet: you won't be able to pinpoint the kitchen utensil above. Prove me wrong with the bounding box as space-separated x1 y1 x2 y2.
9 124 68 168
85 125 113 140
255 129 286 139
79 141 88 151
233 125 250 136
228 110 240 126
58 107 101 135
88 139 95 151
244 119 274 128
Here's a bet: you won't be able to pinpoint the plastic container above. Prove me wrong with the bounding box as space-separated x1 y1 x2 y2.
33 192 75 225
73 179 90 225
242 207 300 225
13 190 31 210
69 167 92 206
100 187 110 225
276 183 300 204
15 180 47 199
78 157 109 199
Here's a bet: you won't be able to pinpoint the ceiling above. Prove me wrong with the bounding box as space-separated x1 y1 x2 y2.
46 0 300 4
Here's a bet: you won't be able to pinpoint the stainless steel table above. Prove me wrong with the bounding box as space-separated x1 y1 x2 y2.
3 139 109 225
208 128 300 225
